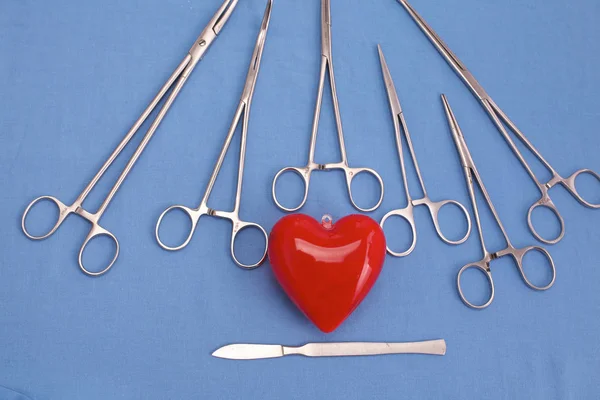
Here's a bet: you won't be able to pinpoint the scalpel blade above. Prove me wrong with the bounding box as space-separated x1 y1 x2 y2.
212 340 446 360
212 344 284 360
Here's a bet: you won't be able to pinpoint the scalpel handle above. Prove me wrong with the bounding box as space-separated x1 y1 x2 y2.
284 340 447 357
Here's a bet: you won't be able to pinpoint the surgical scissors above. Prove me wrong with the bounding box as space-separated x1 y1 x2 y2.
442 95 556 309
272 0 384 213
21 0 239 276
378 45 472 257
155 0 272 269
396 0 600 244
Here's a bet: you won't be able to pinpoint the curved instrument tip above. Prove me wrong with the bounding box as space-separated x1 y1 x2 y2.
441 94 456 128
377 44 386 64
377 44 386 65
212 0 240 35
262 0 273 31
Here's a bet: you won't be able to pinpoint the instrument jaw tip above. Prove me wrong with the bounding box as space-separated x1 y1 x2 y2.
441 95 470 167
212 0 239 36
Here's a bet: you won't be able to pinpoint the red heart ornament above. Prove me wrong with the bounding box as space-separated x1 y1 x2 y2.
268 214 386 333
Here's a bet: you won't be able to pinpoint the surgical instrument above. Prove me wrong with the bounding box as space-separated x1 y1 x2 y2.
155 0 272 269
21 0 239 276
442 95 556 309
272 0 384 213
212 339 446 360
378 45 472 257
396 0 600 244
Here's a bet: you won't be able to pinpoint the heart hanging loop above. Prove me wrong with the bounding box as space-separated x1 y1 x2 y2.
321 214 334 230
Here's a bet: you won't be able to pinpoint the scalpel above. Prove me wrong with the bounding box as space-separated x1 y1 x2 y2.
212 340 446 360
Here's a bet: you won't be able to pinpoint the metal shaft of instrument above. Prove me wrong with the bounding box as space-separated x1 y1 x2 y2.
75 55 191 218
66 0 239 221
484 100 554 186
96 66 194 217
443 95 513 254
379 45 427 202
464 167 494 259
200 104 247 217
308 0 348 165
397 0 556 189
397 107 428 203
198 0 270 216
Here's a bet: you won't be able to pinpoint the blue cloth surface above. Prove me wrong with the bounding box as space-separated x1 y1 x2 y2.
1 0 599 398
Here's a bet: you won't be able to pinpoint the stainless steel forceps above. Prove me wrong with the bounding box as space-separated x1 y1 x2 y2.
396 0 600 245
272 0 384 213
378 45 472 257
155 0 272 269
21 0 239 276
443 95 556 309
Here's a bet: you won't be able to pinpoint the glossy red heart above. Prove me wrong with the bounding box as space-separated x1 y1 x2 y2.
268 214 386 333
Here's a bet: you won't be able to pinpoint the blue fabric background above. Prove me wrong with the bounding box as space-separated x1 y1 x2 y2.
1 0 599 398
